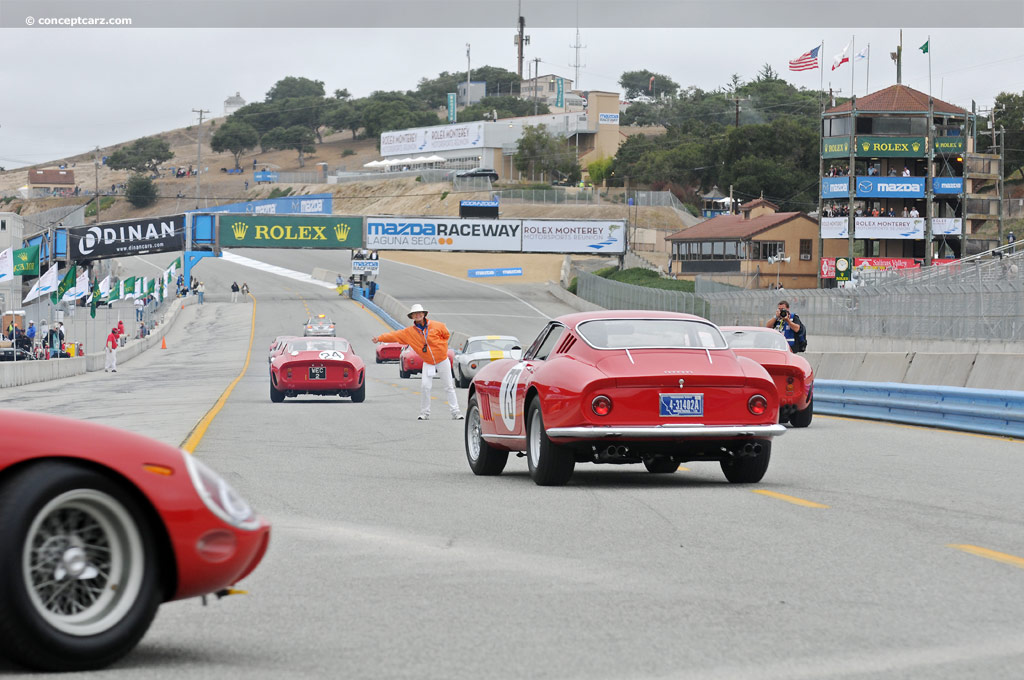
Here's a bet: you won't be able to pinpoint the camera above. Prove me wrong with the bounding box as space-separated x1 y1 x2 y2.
779 309 789 318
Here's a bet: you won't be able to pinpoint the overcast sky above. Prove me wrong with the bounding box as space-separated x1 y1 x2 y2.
2 2 1023 169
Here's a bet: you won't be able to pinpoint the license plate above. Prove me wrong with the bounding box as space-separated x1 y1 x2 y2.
660 393 703 417
309 366 326 380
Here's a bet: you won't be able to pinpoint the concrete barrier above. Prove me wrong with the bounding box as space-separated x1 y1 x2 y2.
903 353 978 387
965 354 1024 391
544 281 605 312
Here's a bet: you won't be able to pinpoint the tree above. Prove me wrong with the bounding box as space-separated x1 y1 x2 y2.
414 66 523 108
126 175 157 208
106 137 173 174
357 91 439 141
210 119 259 169
231 101 285 142
513 124 580 182
586 157 614 185
995 92 1024 180
326 99 363 139
460 95 547 122
266 76 325 102
755 64 780 82
619 70 679 99
261 126 316 167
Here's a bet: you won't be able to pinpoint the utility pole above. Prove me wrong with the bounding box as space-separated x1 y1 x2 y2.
192 108 209 209
533 56 541 115
94 146 101 224
727 97 751 128
569 0 585 88
515 1 528 79
466 44 471 108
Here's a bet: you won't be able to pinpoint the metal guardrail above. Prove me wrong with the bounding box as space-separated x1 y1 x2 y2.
813 380 1024 438
351 288 403 330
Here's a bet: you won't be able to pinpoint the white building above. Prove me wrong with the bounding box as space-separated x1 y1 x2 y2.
456 81 487 107
224 92 246 116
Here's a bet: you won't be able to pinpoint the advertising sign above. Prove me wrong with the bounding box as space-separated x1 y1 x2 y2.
365 217 521 251
380 122 484 156
447 93 457 123
68 215 186 260
820 217 850 239
933 177 963 194
468 268 523 278
854 217 925 239
820 258 836 279
835 257 852 282
521 219 626 254
821 177 850 199
855 177 925 198
856 136 926 157
822 138 851 158
218 215 364 248
598 113 620 125
205 193 333 215
931 218 963 236
933 137 965 154
556 78 564 108
352 260 380 275
254 171 279 183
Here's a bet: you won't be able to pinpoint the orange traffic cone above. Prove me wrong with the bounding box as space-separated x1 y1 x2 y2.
180 302 184 310
161 337 167 350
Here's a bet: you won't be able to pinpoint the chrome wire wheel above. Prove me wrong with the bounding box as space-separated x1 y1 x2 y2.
528 408 542 469
467 404 483 462
22 489 145 637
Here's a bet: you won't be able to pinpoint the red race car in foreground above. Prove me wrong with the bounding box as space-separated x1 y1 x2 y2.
720 326 814 427
464 311 786 486
398 345 456 379
0 410 270 672
375 341 403 364
270 336 365 402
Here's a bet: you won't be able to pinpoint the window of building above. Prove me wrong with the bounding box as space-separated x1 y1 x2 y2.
799 239 812 260
752 241 786 260
549 81 556 92
0 220 5 232
825 118 851 137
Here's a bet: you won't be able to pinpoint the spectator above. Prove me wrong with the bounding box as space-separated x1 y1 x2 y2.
26 320 35 345
867 165 877 176
909 206 920 218
1009 231 1016 253
197 281 205 304
766 300 804 354
105 326 119 372
117 320 126 347
901 206 909 218
231 281 240 303
888 167 898 176
371 304 463 421
244 180 249 191
902 166 911 177
138 322 148 339
241 282 250 295
135 296 145 321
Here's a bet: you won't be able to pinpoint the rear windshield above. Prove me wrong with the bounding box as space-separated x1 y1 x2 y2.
308 318 333 325
577 319 727 350
290 338 350 353
466 338 518 353
723 329 789 351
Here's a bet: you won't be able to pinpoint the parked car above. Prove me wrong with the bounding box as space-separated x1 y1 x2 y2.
0 347 37 361
399 345 456 379
720 326 814 427
464 311 785 486
456 167 498 182
270 337 365 402
0 410 270 671
453 335 520 388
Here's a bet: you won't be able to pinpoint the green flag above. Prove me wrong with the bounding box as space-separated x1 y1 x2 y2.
12 245 39 277
50 265 76 304
124 276 136 296
147 278 155 295
109 279 121 302
90 281 101 318
919 40 929 54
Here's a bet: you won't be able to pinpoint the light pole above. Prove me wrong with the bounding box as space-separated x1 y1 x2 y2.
767 255 791 289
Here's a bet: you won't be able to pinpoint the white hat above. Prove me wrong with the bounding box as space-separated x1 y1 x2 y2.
407 303 428 318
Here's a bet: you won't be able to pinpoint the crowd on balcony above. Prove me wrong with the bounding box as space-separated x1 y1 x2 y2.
826 165 849 177
822 204 919 218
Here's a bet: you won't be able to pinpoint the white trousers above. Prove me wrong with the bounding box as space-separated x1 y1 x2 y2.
105 347 117 371
420 358 459 417
231 291 238 302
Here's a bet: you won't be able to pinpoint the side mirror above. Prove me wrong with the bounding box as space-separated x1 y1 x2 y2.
510 346 523 361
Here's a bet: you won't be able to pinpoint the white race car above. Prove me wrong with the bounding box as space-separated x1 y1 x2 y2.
452 335 520 388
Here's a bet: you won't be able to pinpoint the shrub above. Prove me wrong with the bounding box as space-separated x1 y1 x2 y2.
342 149 356 157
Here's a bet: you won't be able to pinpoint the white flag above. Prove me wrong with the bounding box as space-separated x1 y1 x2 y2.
832 42 851 71
99 275 111 298
65 270 89 300
0 248 12 284
23 264 59 304
855 46 869 61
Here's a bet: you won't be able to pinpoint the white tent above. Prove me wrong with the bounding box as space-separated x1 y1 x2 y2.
363 160 383 168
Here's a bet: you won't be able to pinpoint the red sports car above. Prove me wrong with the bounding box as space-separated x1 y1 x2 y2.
0 410 270 672
375 342 403 364
268 335 299 364
464 311 786 486
398 345 456 379
720 326 814 427
270 336 365 402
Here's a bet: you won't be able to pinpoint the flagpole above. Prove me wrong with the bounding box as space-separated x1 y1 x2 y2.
866 44 870 95
819 40 825 109
927 34 932 97
850 35 856 107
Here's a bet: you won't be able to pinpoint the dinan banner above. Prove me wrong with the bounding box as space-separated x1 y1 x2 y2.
521 219 626 253
68 215 185 260
218 215 363 249
365 217 521 251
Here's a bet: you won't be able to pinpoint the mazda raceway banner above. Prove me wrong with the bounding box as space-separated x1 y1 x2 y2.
68 214 186 260
820 216 962 240
364 217 627 254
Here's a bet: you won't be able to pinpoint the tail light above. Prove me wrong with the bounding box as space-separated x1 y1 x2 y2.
287 369 293 379
343 368 350 378
592 395 613 416
748 395 768 415
470 362 478 369
786 376 795 393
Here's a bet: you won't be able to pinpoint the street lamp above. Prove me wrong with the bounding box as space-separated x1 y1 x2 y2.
767 255 790 289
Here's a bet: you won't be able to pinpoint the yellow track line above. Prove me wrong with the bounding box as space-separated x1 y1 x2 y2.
180 294 256 453
948 544 1024 569
752 489 830 508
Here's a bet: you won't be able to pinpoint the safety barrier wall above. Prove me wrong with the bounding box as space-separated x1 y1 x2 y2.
813 380 1024 438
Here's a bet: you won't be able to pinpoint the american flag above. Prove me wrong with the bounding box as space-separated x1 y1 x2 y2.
788 46 820 71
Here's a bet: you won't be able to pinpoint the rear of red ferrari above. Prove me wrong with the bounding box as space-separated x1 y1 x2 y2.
276 353 364 393
376 343 403 362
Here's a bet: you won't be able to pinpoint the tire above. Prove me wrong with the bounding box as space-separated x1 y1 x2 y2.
350 382 366 403
399 365 409 379
455 365 469 389
270 377 285 403
465 394 508 475
526 399 574 486
0 461 161 672
643 457 679 474
720 441 772 484
790 398 813 428
375 357 382 364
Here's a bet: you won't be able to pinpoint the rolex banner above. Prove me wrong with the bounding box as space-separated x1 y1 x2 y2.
218 215 363 249
12 245 40 277
68 215 186 260
856 136 926 158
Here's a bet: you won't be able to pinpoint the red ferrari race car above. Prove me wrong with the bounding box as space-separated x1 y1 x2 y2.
270 336 365 402
398 345 456 379
0 410 270 672
464 311 786 486
268 335 299 364
375 342 403 364
720 326 814 427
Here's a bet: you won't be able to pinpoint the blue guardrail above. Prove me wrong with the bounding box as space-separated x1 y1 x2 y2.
351 288 403 330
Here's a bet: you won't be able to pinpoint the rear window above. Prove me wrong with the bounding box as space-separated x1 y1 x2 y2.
723 329 789 351
290 338 350 353
577 319 727 350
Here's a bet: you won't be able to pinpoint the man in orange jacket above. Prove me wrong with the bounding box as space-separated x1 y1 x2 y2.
372 303 463 421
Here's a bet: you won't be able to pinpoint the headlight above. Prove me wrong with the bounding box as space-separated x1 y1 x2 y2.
182 452 260 530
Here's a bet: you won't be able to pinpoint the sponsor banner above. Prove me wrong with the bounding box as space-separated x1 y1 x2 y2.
822 138 851 158
219 215 363 248
12 245 40 277
380 122 484 156
933 177 963 194
855 217 925 239
598 113 620 125
820 258 836 279
447 93 456 123
352 260 380 273
820 216 850 239
835 257 853 282
460 200 499 208
933 137 965 154
468 267 523 278
204 193 333 215
855 176 925 198
857 257 920 271
932 218 963 236
556 78 564 108
68 215 186 260
366 217 521 251
254 171 279 183
821 177 850 198
521 219 626 253
857 136 926 157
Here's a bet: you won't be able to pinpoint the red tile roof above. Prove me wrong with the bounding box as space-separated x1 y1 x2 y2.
28 169 76 185
665 212 806 241
826 84 966 116
739 198 780 211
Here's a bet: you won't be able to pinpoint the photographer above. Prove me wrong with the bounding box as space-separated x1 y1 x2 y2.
766 300 803 353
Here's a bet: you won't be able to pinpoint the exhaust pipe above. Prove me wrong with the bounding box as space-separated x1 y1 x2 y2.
740 442 763 455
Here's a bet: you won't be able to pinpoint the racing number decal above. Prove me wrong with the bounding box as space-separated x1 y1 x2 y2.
319 350 345 361
499 362 526 432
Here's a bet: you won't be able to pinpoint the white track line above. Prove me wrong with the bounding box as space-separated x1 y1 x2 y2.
220 250 336 290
